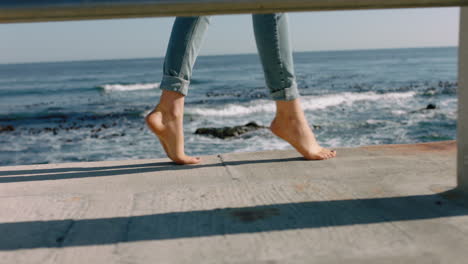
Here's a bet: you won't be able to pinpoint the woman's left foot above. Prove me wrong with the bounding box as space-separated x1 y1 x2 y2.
271 99 336 160
145 90 201 165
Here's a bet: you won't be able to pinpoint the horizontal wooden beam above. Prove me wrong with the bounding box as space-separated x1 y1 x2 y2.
458 7 468 194
1 0 467 24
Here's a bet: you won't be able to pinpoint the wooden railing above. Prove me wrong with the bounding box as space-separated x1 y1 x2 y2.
0 0 468 23
1 0 467 197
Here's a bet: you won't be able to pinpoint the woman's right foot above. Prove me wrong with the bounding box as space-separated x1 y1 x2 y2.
145 91 201 165
271 99 336 160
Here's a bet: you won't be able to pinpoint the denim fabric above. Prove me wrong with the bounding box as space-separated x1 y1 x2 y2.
160 14 299 101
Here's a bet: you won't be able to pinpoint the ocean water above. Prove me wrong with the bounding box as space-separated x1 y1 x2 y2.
0 47 458 166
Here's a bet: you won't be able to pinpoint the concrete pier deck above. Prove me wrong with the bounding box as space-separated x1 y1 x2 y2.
1 140 468 263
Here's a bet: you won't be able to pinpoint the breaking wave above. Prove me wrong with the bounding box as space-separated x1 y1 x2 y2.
187 91 416 116
98 82 160 92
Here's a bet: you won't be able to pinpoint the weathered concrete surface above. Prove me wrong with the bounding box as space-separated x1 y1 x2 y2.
1 140 467 264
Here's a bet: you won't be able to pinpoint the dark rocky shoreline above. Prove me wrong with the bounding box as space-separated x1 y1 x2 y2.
194 122 267 139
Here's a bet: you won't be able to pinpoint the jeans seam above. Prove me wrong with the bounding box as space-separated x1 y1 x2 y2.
179 17 202 81
272 14 286 93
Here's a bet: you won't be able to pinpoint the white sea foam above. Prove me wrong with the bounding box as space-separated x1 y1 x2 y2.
189 100 274 116
99 82 160 92
391 110 407 115
188 91 416 117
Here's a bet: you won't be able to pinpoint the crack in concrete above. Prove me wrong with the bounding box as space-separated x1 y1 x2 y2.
56 219 75 247
121 193 136 244
217 154 239 181
122 218 132 243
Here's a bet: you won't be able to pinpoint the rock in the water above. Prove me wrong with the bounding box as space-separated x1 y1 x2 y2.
426 103 437 110
0 125 15 133
195 122 267 139
410 103 438 113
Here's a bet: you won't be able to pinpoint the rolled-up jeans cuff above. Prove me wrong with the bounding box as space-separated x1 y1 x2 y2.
159 75 190 96
270 81 300 101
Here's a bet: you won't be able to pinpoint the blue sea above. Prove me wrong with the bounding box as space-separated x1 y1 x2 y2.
0 47 458 166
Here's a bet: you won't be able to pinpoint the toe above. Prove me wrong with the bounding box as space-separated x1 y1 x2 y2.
174 156 201 165
187 156 202 164
319 149 330 158
318 152 329 160
321 149 335 159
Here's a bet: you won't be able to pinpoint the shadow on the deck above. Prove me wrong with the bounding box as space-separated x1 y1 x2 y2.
1 193 467 250
0 158 304 183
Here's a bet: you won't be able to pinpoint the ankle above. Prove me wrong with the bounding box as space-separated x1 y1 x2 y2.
157 94 185 118
155 90 185 117
274 110 306 123
275 99 305 118
155 103 184 119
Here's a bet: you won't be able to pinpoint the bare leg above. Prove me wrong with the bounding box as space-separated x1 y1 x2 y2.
145 90 201 165
270 99 336 160
252 14 335 160
146 17 210 164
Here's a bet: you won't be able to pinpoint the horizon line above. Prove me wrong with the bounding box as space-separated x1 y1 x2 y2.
1 45 458 66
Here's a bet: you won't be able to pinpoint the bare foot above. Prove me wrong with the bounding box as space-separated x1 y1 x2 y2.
145 91 201 165
270 99 336 160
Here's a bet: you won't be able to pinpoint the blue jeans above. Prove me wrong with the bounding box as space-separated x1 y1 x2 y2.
160 13 299 101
